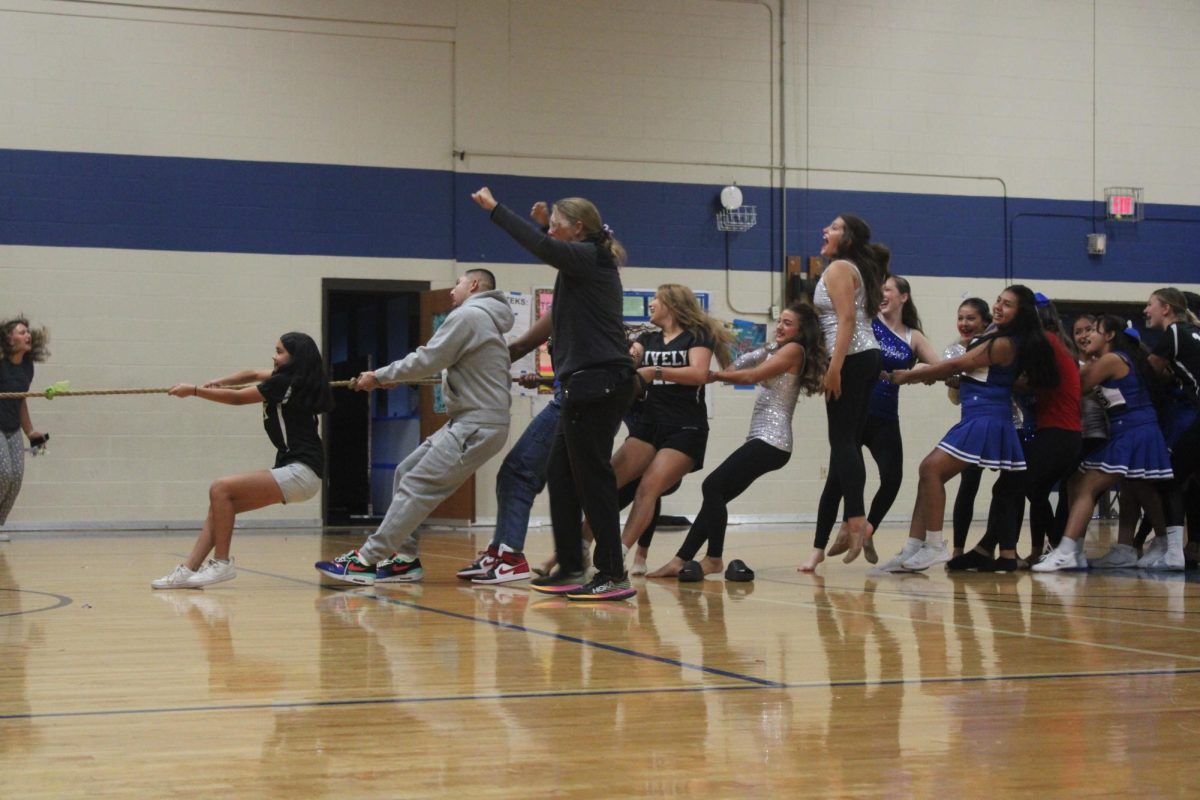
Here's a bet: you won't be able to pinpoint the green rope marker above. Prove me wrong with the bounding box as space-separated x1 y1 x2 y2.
43 380 71 400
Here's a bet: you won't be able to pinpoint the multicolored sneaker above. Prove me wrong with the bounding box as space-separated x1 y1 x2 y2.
565 573 636 602
376 553 424 583
457 545 500 580
315 549 376 585
529 568 587 595
472 545 531 585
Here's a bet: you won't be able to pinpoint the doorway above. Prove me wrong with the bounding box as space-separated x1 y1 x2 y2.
322 278 427 526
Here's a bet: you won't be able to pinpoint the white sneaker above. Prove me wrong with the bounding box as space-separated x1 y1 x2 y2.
152 564 199 589
1143 548 1186 572
186 558 236 588
1077 550 1089 570
878 541 923 573
1031 548 1081 573
1137 536 1168 568
901 541 951 572
1090 544 1138 569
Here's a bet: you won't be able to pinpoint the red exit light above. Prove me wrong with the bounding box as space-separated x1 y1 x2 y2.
1108 195 1135 217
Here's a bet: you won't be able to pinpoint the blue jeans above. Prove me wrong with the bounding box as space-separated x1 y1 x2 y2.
492 397 561 551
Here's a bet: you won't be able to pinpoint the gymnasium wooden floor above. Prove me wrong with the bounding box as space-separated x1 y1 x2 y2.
2 523 1199 798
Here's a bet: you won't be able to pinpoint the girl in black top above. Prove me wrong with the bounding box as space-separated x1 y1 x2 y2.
616 284 732 575
151 332 332 589
474 186 640 601
1144 287 1200 567
0 317 49 542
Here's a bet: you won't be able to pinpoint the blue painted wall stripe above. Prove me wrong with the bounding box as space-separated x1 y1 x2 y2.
2 148 1198 283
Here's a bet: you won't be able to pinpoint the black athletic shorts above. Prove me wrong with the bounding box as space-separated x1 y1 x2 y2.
626 420 708 471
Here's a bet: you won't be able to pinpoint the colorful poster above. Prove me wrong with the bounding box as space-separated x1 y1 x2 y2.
506 291 537 397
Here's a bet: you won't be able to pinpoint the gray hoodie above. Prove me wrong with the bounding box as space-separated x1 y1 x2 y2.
374 289 514 426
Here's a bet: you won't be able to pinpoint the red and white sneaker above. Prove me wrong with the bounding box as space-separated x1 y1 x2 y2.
472 544 532 585
457 544 500 580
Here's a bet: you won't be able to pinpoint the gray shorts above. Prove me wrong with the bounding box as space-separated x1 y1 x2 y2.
270 462 321 504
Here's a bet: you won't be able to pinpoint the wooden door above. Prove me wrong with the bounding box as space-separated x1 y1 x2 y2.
418 288 474 521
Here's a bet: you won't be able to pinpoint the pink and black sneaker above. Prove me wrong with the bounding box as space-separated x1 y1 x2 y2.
565 573 636 602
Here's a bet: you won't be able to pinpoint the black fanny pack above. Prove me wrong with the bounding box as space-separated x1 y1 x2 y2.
564 367 626 405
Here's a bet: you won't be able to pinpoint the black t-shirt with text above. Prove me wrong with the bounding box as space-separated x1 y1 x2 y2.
634 329 714 428
258 373 325 477
1153 321 1200 407
0 358 33 433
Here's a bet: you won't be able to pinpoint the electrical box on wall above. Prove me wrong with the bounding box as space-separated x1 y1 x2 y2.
1087 233 1107 256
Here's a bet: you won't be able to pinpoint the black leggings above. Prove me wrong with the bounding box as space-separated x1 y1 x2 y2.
814 349 881 548
977 428 1082 553
815 415 904 542
547 369 638 579
1160 417 1200 527
1052 437 1107 544
952 467 983 550
676 439 791 561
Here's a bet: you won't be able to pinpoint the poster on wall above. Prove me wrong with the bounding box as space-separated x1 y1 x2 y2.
506 291 537 397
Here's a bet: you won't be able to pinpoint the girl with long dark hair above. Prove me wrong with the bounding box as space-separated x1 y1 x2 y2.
817 271 941 569
1034 316 1173 572
803 214 885 569
951 296 1082 572
152 332 333 588
887 285 1059 572
646 302 826 579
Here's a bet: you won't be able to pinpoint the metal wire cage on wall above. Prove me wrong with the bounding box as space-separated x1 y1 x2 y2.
716 205 757 232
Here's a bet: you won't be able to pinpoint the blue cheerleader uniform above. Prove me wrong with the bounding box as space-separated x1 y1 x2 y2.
1082 353 1174 480
936 337 1027 470
868 318 913 421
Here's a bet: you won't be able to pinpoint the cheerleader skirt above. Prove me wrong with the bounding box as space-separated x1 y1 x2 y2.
1080 416 1174 480
937 416 1026 470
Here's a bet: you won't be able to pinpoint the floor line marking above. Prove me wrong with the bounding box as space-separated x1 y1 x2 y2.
7 665 1200 722
209 559 784 689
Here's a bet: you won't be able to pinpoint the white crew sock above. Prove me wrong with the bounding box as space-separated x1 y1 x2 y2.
902 537 924 556
926 531 944 548
1057 537 1080 554
1166 526 1185 550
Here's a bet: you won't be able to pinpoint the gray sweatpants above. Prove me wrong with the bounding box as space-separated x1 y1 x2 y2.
358 419 509 564
0 430 25 526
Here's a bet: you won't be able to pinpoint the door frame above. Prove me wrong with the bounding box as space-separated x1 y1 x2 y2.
321 277 429 526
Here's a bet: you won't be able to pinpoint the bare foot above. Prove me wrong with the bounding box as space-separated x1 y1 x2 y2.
646 557 685 578
798 548 826 573
534 555 556 577
699 556 724 575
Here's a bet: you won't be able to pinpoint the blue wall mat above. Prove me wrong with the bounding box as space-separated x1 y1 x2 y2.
0 148 452 257
2 148 1198 283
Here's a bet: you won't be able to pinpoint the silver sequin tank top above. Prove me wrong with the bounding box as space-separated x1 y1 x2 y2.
735 346 802 452
813 262 879 356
